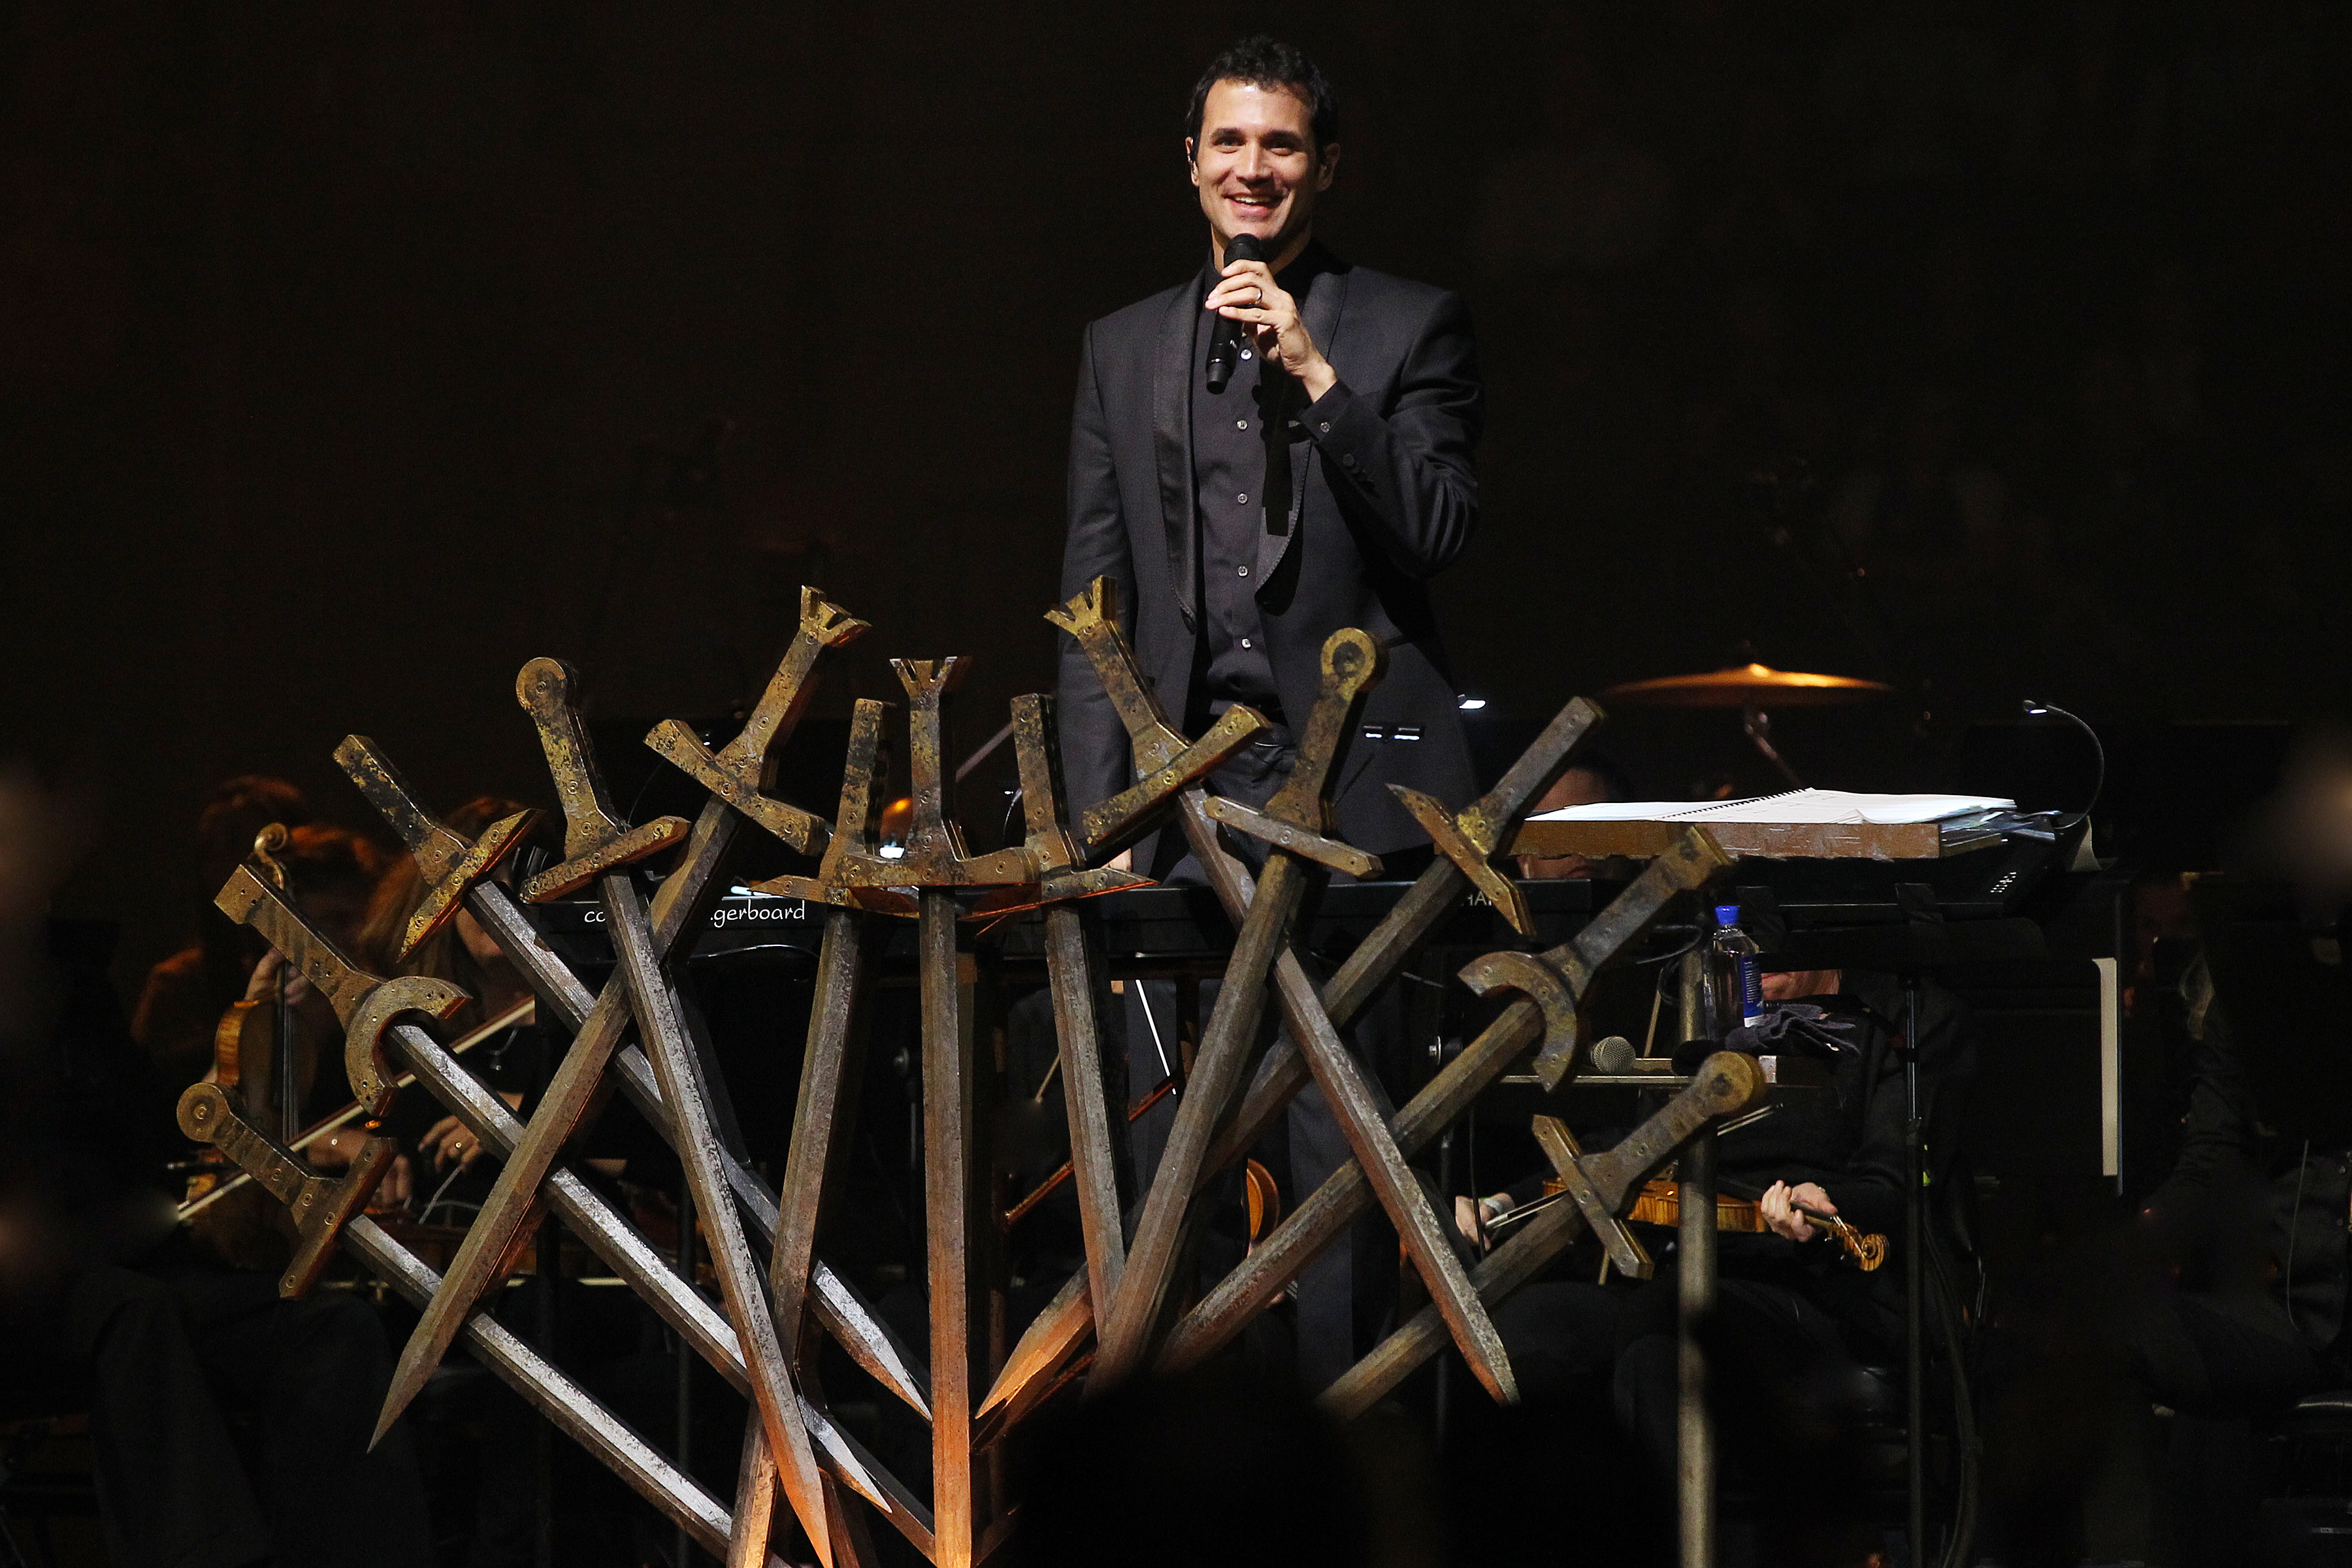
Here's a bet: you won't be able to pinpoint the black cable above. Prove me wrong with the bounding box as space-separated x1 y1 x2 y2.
2018 698 2106 828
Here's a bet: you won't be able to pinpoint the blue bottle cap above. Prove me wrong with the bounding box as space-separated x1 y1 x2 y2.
1714 904 1740 927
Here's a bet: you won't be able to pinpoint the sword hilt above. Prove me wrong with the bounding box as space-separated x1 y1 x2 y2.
713 587 868 777
1464 696 1605 851
178 1081 395 1298
1008 694 1081 873
336 736 538 958
642 588 865 858
515 657 688 902
1047 578 1188 772
1587 1052 1769 1204
1263 627 1386 833
890 657 969 860
216 864 382 1026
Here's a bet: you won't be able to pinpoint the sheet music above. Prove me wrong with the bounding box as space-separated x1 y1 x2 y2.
1529 787 2016 826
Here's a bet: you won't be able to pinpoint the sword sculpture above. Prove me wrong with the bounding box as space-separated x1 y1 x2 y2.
176 578 1765 1565
363 593 864 1431
991 580 1603 1418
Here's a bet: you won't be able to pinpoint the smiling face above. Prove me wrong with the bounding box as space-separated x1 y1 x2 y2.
1188 78 1339 267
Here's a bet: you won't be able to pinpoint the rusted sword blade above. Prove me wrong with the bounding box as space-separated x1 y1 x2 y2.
342 1215 738 1555
604 874 837 1567
919 888 987 1568
770 907 874 1364
382 1017 938 1560
1156 829 1731 1375
371 805 738 1448
451 874 929 1416
1092 629 1385 1393
1317 1052 1766 1418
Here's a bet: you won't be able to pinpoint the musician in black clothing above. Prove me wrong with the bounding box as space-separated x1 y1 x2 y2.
1462 969 1967 1488
2127 953 2347 1413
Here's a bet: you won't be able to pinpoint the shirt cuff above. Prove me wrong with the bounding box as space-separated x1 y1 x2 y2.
1302 377 1364 443
1302 379 1384 495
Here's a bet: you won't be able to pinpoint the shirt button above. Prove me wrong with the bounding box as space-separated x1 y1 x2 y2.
1239 638 1252 649
1318 421 1331 433
1235 419 1249 430
1237 566 1249 577
1235 493 1248 504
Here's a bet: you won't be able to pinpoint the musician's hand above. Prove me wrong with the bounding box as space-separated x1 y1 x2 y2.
1205 260 1336 401
1760 1180 1835 1243
420 1115 492 1174
376 1152 413 1210
1454 1192 1512 1252
305 1128 412 1209
242 949 314 1007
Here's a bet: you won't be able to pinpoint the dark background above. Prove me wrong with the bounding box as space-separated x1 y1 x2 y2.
5 1 2347 991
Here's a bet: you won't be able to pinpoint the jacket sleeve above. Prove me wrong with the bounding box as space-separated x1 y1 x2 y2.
1056 323 1137 815
1299 288 1481 579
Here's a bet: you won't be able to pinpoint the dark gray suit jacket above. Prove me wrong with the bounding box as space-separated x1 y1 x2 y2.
1055 246 1482 858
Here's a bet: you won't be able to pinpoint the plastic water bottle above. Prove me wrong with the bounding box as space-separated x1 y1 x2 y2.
1710 903 1765 1031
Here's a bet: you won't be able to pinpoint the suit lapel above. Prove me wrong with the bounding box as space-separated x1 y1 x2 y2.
1153 281 1201 632
1255 258 1350 584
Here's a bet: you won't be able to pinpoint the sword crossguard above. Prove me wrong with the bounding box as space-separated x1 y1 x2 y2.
1203 798 1382 879
1531 1115 1653 1280
1077 703 1268 857
1584 1053 1769 1204
1387 699 1607 939
514 657 690 902
336 736 538 959
964 695 1156 919
216 864 470 1119
753 698 918 915
1392 786 1526 932
644 587 867 857
1459 949 1582 1091
178 1081 396 1298
1262 628 1386 835
1046 578 1186 769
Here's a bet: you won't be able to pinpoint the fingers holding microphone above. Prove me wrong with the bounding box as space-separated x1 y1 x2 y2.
1203 252 1335 399
1206 259 1298 351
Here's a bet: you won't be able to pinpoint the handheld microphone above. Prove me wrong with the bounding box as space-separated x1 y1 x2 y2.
1203 233 1266 393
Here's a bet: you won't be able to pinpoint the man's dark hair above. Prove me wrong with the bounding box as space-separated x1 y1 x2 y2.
1186 36 1339 153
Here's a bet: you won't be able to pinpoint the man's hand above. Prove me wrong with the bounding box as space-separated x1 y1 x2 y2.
308 1128 412 1210
1454 1192 1514 1253
1206 259 1337 402
242 949 316 1008
1759 1179 1836 1243
419 1114 492 1175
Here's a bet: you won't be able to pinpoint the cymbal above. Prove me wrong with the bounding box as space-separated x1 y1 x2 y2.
1600 663 1895 709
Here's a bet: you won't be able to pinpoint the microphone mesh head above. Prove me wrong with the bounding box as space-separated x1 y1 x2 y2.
1224 233 1266 266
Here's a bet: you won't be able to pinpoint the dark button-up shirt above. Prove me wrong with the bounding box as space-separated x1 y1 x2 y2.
1188 251 1328 726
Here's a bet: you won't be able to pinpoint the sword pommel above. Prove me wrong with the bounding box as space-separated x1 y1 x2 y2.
1264 627 1388 834
515 657 689 902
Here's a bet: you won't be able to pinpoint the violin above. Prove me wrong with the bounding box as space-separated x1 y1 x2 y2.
1537 1173 1887 1271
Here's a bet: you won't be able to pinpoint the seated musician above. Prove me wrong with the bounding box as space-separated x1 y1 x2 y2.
1457 963 1967 1501
1512 753 1637 881
2064 939 2352 1564
131 773 316 1094
61 793 438 1564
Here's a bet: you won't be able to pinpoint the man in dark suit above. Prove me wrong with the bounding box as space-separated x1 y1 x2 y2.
1053 36 1482 1387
